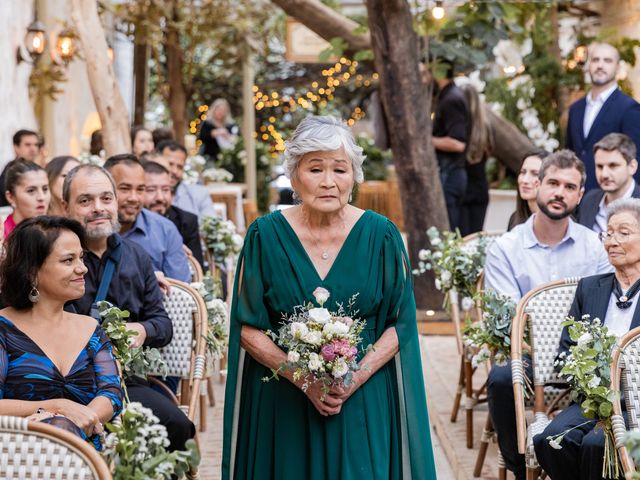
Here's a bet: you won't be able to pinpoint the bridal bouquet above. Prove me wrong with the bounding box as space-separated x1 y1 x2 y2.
548 315 620 478
265 287 366 395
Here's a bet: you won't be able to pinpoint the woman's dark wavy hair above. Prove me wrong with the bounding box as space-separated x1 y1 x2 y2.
0 216 86 310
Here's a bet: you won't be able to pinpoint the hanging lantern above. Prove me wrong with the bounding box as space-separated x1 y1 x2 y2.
56 28 76 65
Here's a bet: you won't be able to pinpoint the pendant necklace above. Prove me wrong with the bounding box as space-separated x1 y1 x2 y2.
613 277 640 309
306 223 331 260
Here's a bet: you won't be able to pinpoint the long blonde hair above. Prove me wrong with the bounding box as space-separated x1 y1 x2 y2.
460 84 491 165
206 98 233 125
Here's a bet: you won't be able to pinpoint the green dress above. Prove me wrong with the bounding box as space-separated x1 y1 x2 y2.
222 210 437 479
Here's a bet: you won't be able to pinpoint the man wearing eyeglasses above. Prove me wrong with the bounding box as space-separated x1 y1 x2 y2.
578 132 640 232
483 150 613 480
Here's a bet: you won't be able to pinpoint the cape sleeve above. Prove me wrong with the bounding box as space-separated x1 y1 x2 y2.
222 220 270 479
380 220 437 479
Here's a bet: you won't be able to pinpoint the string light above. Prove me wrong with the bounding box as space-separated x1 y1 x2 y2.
432 0 445 20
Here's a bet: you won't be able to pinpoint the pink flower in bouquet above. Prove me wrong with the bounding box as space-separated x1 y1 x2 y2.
313 287 330 306
321 343 336 362
336 316 354 328
332 338 356 359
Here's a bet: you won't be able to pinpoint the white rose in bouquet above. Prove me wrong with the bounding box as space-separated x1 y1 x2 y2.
313 287 330 306
308 308 331 324
461 297 475 312
290 322 308 340
308 353 323 371
303 330 323 346
323 321 349 337
287 351 300 363
577 332 593 347
332 358 349 378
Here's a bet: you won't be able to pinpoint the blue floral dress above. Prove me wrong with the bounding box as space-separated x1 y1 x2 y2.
0 316 123 449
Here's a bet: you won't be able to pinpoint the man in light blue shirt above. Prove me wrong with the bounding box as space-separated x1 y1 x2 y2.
485 150 613 480
104 154 191 283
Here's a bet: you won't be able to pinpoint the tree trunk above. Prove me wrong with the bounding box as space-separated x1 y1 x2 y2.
166 4 187 144
70 0 131 157
133 27 149 127
486 108 534 172
366 0 448 308
269 0 371 55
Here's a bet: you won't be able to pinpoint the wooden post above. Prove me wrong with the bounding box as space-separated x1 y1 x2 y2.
70 0 131 156
133 30 149 127
242 46 257 202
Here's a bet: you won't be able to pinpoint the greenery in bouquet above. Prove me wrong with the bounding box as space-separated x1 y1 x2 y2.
623 431 640 479
463 289 517 368
191 275 229 359
102 402 199 480
200 216 243 266
414 227 488 304
265 287 368 397
97 302 168 399
549 315 620 478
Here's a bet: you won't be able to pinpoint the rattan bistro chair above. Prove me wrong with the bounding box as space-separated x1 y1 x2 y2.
153 279 208 434
512 278 580 480
186 251 204 283
449 231 503 449
0 416 112 479
611 326 640 478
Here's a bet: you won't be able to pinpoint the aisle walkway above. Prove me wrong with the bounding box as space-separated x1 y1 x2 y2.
197 337 458 479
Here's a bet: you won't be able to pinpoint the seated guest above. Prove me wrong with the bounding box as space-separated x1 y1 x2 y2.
508 149 549 231
131 126 154 157
0 216 122 449
535 197 640 480
62 164 195 450
46 156 80 216
4 160 50 238
143 161 205 269
578 133 640 233
103 154 191 283
484 150 612 480
157 140 217 219
0 130 41 207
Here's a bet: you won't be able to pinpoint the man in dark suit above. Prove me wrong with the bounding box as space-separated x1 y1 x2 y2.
578 132 640 232
534 196 640 478
566 42 640 191
143 161 205 269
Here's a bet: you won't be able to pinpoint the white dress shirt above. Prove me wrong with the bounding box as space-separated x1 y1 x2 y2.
605 291 639 338
485 215 613 302
583 84 618 138
593 180 637 233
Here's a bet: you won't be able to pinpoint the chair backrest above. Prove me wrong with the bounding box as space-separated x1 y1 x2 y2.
0 416 112 479
611 326 640 476
158 279 207 379
186 251 204 283
511 277 580 453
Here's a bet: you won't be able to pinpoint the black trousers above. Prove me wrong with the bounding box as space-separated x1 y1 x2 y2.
440 167 468 233
487 359 533 480
534 403 625 480
127 379 195 451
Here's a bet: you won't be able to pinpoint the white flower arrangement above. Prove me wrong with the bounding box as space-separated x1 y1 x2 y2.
191 275 228 359
102 402 199 479
201 167 234 184
201 216 243 265
264 287 367 397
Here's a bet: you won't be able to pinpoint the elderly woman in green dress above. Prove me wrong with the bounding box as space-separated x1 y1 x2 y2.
222 116 436 479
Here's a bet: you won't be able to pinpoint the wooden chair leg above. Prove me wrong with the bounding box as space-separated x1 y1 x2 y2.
219 353 227 384
199 386 207 433
465 357 474 448
451 356 465 423
207 377 216 407
497 449 507 480
526 466 540 480
473 413 494 477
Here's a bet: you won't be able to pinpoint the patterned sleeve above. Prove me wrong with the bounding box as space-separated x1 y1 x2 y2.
90 326 123 417
0 327 6 400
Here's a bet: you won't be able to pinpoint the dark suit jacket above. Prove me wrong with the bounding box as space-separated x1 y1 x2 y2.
557 273 640 360
166 205 205 269
566 88 640 191
577 182 640 230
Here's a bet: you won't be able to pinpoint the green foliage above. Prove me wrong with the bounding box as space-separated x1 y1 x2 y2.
463 289 517 367
200 216 243 266
356 134 391 181
98 302 168 384
191 275 229 359
319 37 348 62
103 402 199 479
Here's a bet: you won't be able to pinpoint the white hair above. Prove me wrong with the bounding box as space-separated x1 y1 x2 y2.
607 197 640 223
283 115 365 183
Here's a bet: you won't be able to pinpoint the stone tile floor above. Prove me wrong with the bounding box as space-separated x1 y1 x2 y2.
197 335 495 480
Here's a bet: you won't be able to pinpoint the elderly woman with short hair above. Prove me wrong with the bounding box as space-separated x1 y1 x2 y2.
222 116 436 479
534 197 640 480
